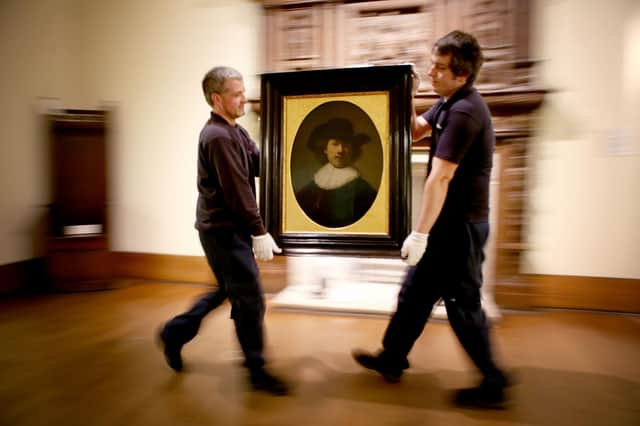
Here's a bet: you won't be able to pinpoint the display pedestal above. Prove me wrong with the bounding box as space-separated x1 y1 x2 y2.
271 255 501 320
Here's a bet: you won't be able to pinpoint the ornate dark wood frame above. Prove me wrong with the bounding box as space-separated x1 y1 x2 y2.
260 64 413 256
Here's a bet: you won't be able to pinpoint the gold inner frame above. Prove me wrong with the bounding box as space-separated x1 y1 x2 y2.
282 92 390 234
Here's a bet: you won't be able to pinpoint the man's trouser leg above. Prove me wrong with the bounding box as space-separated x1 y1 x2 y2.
199 230 266 369
382 248 442 371
161 231 230 345
444 222 505 385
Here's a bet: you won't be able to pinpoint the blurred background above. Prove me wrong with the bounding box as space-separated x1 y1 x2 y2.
0 0 638 311
1 2 639 425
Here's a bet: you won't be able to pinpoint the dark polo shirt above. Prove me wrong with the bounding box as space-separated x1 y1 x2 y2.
195 112 266 236
422 83 495 229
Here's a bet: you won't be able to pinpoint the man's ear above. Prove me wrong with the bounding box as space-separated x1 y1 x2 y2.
210 92 219 106
456 73 470 85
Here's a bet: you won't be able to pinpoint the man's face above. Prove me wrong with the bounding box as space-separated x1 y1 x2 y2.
215 78 246 121
428 52 468 98
324 138 353 168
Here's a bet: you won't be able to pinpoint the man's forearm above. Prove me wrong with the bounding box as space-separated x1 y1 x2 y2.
415 173 449 234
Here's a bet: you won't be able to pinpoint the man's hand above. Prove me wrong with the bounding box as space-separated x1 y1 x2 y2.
411 66 421 96
251 233 282 261
400 231 429 266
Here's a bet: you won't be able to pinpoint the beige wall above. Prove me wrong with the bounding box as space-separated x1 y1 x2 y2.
0 0 82 264
0 0 263 263
1 0 638 279
525 0 640 278
75 0 264 255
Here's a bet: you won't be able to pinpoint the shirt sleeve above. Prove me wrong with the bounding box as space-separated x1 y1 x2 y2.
434 109 481 164
422 100 443 127
207 136 265 235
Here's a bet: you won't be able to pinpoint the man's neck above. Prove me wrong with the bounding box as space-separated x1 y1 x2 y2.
444 81 472 102
213 108 235 126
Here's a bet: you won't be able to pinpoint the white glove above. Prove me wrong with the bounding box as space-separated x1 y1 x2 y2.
251 233 282 261
400 231 429 266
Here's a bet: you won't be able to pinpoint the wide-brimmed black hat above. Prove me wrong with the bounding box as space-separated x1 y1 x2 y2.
307 118 370 154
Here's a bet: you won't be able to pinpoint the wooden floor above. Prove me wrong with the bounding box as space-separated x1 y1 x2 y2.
1 282 639 426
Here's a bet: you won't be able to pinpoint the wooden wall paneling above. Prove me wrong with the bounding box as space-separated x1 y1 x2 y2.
432 0 447 41
5 253 639 313
264 2 335 71
264 7 278 71
46 111 113 292
340 0 435 91
0 262 27 296
333 0 346 66
493 140 532 308
514 0 531 60
321 2 336 67
258 0 548 310
110 252 288 294
112 252 214 284
445 0 466 33
462 0 516 89
531 275 640 313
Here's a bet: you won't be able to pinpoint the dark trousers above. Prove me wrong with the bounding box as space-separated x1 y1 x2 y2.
382 221 504 383
163 229 265 369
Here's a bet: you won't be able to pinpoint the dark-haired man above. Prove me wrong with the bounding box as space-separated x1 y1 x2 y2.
352 31 510 409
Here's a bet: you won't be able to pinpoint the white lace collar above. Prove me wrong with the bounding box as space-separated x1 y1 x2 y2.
313 163 359 190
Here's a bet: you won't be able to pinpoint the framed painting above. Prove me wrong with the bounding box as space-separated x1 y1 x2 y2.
260 64 413 256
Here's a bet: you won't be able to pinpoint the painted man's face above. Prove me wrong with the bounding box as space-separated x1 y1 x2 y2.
324 138 353 168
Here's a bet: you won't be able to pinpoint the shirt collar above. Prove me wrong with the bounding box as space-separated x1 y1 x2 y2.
210 111 236 127
443 82 474 107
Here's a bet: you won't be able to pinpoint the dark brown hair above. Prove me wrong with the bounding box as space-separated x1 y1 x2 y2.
433 30 483 84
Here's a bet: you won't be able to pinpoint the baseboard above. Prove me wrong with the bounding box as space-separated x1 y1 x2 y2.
4 254 639 313
529 274 640 313
112 252 215 284
0 262 22 296
111 253 639 313
111 251 288 294
0 258 48 296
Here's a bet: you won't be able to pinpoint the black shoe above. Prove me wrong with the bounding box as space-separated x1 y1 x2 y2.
249 368 289 396
157 327 183 372
352 349 403 383
453 381 510 410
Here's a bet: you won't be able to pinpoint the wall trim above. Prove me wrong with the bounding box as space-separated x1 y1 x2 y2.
529 274 640 313
0 258 48 297
3 254 639 313
0 262 23 296
111 251 288 294
111 253 640 313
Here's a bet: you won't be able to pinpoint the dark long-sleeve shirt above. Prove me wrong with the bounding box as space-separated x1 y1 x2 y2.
195 112 266 236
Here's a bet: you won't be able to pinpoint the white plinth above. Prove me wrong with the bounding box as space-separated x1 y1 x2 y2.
270 255 501 320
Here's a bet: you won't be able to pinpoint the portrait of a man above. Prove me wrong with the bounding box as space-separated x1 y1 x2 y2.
293 116 379 228
261 65 411 253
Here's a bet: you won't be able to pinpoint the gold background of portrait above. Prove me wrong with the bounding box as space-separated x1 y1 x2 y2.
282 92 389 234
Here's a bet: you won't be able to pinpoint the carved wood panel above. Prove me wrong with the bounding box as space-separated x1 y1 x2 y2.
261 0 533 89
264 2 335 71
340 0 435 92
258 0 543 308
